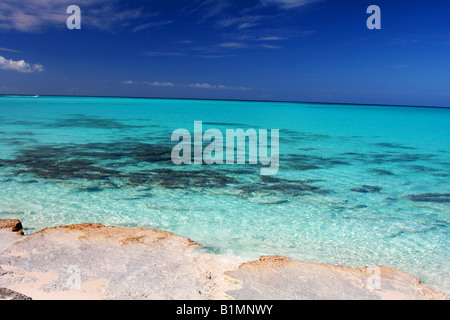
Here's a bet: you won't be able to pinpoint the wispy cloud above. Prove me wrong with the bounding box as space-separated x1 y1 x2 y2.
121 80 175 87
0 0 85 32
222 28 315 43
192 0 233 23
217 42 283 50
132 20 173 33
0 55 43 73
143 51 186 57
389 34 450 46
258 36 288 41
195 54 235 59
238 22 259 29
187 0 322 34
215 28 313 50
143 49 235 59
175 40 194 44
0 46 23 53
142 81 176 87
217 42 250 49
261 0 320 9
216 15 264 29
0 1 323 33
188 83 216 89
122 80 251 91
261 44 283 49
0 0 156 32
187 83 252 90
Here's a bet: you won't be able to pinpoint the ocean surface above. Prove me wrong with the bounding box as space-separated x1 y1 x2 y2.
0 96 449 293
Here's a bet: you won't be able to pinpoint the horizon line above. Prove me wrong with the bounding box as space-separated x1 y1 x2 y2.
0 93 448 109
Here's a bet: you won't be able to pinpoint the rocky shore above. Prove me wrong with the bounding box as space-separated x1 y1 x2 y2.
0 219 448 300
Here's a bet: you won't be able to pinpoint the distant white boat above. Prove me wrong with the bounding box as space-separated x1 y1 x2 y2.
33 95 39 98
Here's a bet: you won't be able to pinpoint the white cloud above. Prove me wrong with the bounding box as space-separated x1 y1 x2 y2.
142 81 175 87
187 83 252 90
0 55 44 73
188 83 215 89
122 80 175 87
122 80 251 91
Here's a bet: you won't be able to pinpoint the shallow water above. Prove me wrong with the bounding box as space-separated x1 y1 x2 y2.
0 96 449 292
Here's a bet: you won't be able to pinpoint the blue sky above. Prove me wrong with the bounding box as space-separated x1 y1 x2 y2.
0 0 449 107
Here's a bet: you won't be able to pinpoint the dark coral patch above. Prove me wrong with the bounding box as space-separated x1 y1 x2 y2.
350 185 382 193
368 169 395 176
407 193 450 203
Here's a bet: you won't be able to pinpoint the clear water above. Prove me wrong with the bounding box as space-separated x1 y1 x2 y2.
0 96 449 293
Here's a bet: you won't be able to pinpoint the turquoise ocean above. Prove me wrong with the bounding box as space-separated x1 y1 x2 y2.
0 96 449 292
